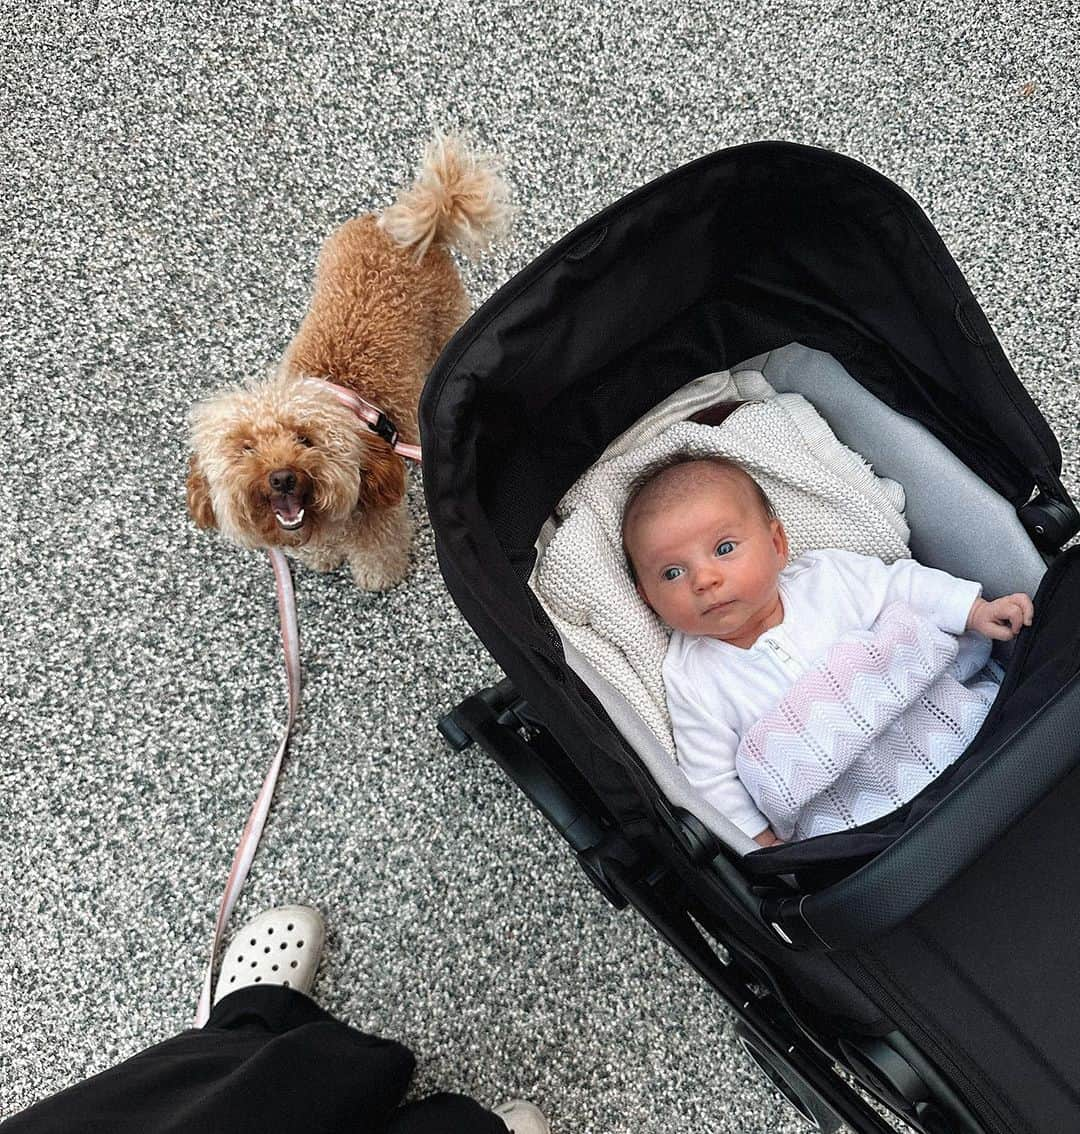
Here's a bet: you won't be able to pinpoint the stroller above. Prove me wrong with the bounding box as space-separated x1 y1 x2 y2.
420 142 1080 1133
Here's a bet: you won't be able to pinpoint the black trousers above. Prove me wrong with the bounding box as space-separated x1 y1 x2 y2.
1 986 506 1134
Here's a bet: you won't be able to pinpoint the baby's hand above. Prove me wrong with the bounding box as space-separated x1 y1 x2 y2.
753 827 783 847
966 593 1034 641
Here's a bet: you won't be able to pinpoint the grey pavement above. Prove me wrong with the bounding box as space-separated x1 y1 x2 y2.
1 2 1078 1131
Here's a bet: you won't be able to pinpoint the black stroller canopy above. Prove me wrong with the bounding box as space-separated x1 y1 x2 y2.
421 141 1073 833
423 141 1064 570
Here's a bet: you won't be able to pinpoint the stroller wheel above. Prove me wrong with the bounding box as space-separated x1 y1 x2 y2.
734 1021 843 1133
436 710 473 751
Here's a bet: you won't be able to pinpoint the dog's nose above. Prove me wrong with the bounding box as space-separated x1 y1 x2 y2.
269 469 297 494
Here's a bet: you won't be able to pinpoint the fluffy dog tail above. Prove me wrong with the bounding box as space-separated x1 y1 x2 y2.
379 132 511 261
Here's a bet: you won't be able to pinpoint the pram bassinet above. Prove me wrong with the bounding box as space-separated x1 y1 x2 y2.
421 143 1080 1133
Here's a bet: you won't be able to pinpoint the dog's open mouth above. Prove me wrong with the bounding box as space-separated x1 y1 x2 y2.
271 494 307 531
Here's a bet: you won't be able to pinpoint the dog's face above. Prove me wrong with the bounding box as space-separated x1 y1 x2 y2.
186 374 405 548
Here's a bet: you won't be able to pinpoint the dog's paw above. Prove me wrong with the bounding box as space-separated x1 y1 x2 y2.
304 548 347 573
347 550 410 591
344 503 412 590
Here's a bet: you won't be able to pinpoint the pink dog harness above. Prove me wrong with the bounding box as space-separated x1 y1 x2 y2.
195 386 422 1025
320 378 423 463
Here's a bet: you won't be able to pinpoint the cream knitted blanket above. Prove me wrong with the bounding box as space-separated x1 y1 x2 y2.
532 369 911 758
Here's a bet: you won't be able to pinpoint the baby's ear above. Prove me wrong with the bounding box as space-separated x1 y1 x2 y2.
771 517 789 564
185 455 217 529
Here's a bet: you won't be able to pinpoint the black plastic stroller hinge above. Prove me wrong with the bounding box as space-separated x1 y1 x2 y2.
576 832 638 910
444 687 603 849
655 801 721 864
759 894 822 950
652 801 794 946
1018 488 1080 552
438 681 632 908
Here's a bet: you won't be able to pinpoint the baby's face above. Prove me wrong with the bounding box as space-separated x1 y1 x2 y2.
626 466 788 645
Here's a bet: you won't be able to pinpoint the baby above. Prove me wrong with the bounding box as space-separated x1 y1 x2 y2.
621 454 1034 846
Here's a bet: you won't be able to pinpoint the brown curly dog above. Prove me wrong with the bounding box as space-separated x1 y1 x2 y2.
185 133 510 589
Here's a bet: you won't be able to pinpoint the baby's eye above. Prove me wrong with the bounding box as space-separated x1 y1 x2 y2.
662 566 685 582
715 540 735 556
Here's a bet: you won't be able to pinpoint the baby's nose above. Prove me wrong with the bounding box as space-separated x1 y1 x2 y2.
693 564 723 590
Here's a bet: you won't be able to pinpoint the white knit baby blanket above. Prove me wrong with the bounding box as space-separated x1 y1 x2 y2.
532 369 912 759
735 602 996 842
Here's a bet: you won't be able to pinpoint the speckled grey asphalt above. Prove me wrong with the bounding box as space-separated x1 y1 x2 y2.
2 2 1078 1131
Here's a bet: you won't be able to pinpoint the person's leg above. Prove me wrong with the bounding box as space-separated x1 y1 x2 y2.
386 1092 508 1134
3 908 416 1134
4 905 550 1134
387 1093 552 1134
1 984 415 1134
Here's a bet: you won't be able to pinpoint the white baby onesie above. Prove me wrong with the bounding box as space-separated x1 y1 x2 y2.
663 548 991 839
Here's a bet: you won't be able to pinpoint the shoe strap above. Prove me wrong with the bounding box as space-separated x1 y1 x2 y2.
195 548 301 1025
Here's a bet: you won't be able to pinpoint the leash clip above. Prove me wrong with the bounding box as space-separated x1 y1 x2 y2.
369 410 399 449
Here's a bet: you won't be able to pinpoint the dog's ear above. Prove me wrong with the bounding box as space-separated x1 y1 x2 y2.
357 441 407 511
186 454 217 529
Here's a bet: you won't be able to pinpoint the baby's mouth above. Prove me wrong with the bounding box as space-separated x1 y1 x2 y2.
703 599 735 615
271 493 307 531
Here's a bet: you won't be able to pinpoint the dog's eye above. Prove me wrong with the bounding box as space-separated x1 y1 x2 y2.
296 433 313 447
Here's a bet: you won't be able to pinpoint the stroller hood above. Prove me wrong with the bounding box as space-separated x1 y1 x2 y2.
420 141 1065 832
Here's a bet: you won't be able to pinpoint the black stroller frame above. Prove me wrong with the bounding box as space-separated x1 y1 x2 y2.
422 143 1080 1134
439 679 905 1133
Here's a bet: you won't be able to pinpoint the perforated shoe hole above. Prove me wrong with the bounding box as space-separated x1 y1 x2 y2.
290 961 298 968
297 940 304 948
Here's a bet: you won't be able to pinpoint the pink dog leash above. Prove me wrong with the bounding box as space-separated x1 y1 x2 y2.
195 389 422 1025
195 548 301 1025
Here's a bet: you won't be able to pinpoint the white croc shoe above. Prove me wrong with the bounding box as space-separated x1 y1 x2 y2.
214 905 325 1005
492 1099 551 1134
